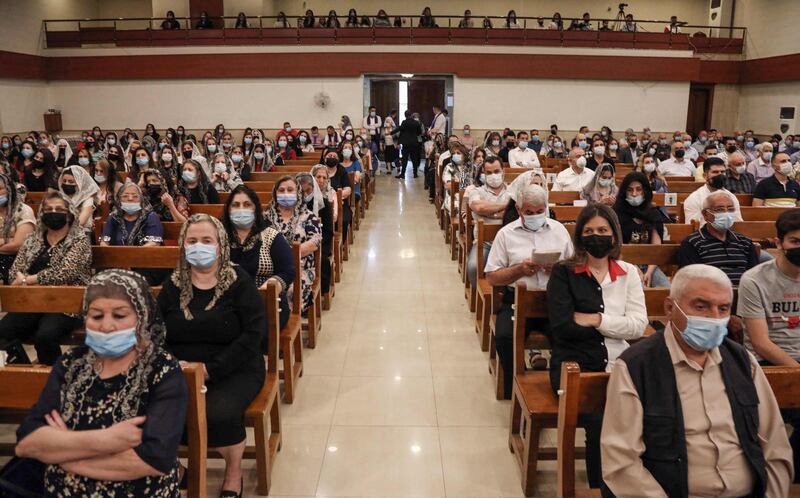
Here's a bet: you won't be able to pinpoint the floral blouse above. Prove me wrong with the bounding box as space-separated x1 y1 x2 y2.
269 211 321 312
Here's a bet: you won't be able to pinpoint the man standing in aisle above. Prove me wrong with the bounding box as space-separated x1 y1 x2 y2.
363 105 382 170
395 110 425 180
429 104 447 139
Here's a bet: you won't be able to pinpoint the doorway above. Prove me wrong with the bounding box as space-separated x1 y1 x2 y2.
365 75 452 129
686 83 714 136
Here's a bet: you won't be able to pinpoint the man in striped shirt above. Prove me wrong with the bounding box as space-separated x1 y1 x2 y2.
678 190 758 286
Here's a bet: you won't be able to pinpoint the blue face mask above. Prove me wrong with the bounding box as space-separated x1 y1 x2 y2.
185 243 218 269
304 193 314 204
94 174 106 183
21 149 33 158
0 196 7 207
578 140 588 149
710 211 735 231
277 194 297 208
182 170 196 183
121 202 142 215
479 173 486 184
675 303 729 352
136 157 149 166
626 195 644 207
78 157 90 166
230 209 255 229
85 327 138 358
522 213 547 231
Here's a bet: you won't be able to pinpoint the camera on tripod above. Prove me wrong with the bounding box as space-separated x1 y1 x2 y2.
618 3 629 12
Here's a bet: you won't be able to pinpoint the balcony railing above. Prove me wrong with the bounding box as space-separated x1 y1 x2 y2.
42 15 745 54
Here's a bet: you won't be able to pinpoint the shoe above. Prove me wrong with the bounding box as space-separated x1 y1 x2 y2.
529 350 548 370
178 465 188 490
220 478 243 498
395 174 404 179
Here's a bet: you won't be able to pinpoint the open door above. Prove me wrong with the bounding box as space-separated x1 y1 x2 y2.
686 83 714 136
370 80 400 118
408 79 445 130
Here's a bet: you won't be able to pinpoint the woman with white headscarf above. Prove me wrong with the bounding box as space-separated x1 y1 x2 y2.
57 165 99 235
54 138 73 171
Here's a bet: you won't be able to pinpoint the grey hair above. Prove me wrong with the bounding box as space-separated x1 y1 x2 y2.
518 183 548 207
729 151 746 163
702 189 734 211
669 264 732 301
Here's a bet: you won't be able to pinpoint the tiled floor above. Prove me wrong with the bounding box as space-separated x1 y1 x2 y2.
0 173 573 497
228 173 540 498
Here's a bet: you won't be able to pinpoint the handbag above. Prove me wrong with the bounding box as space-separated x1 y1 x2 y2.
0 457 45 498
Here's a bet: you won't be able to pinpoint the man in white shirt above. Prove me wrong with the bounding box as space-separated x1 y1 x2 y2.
691 130 709 155
485 183 574 398
467 157 511 287
428 104 447 139
507 131 541 169
362 105 382 144
683 157 742 225
681 133 699 162
552 147 594 192
658 141 696 177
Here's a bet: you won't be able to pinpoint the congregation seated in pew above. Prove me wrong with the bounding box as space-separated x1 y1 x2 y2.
224 184 295 330
158 214 268 497
738 208 800 477
678 190 758 286
264 175 321 314
613 172 671 287
0 192 91 365
552 147 594 192
601 265 793 497
485 183 573 399
0 173 35 284
14 269 189 496
683 157 743 225
753 152 800 207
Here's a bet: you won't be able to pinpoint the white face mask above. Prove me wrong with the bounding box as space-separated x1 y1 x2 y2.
575 156 587 169
593 146 605 156
485 172 504 188
779 161 793 176
161 153 173 162
643 162 656 173
214 163 227 173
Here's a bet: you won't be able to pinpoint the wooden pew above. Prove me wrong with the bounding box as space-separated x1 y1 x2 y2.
508 284 670 496
217 190 272 205
555 363 800 498
474 221 503 352
563 223 697 244
0 357 209 498
663 182 704 193
741 206 793 222
0 282 285 496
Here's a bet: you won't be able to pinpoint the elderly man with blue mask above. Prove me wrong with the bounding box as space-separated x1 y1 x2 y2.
601 264 793 498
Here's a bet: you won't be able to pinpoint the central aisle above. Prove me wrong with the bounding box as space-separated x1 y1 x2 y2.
244 175 534 497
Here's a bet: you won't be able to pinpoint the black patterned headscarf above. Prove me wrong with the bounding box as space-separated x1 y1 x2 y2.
60 269 166 425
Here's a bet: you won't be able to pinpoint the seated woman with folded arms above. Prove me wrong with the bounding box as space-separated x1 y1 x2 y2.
311 164 337 295
0 192 91 365
15 269 188 497
223 184 294 330
58 165 99 239
0 173 35 283
547 203 647 490
176 159 219 206
159 214 266 498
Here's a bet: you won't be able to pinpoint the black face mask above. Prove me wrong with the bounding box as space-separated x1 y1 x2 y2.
61 185 77 196
784 248 800 267
582 234 614 259
108 154 119 162
42 212 68 230
675 149 685 159
726 145 737 154
183 150 193 158
31 160 44 170
325 157 339 168
147 185 163 201
709 174 725 190
86 141 95 148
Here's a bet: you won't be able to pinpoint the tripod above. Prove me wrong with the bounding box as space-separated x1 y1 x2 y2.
611 8 626 31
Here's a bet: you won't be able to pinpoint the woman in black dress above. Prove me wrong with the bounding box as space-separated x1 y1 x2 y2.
320 148 352 243
16 269 188 497
223 184 295 331
158 214 266 498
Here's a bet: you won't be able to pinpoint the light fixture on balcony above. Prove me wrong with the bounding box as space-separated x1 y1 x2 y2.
400 73 414 78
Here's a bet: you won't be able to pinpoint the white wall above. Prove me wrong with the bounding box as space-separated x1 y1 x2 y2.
45 77 363 131
0 0 98 55
734 0 800 59
738 82 800 136
0 80 50 133
454 78 689 132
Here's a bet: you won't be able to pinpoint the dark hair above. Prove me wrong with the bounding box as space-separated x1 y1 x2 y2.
776 209 800 240
223 185 266 237
703 156 726 172
320 147 341 164
566 203 623 267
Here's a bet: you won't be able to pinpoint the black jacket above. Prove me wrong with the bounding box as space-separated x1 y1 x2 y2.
395 118 424 147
